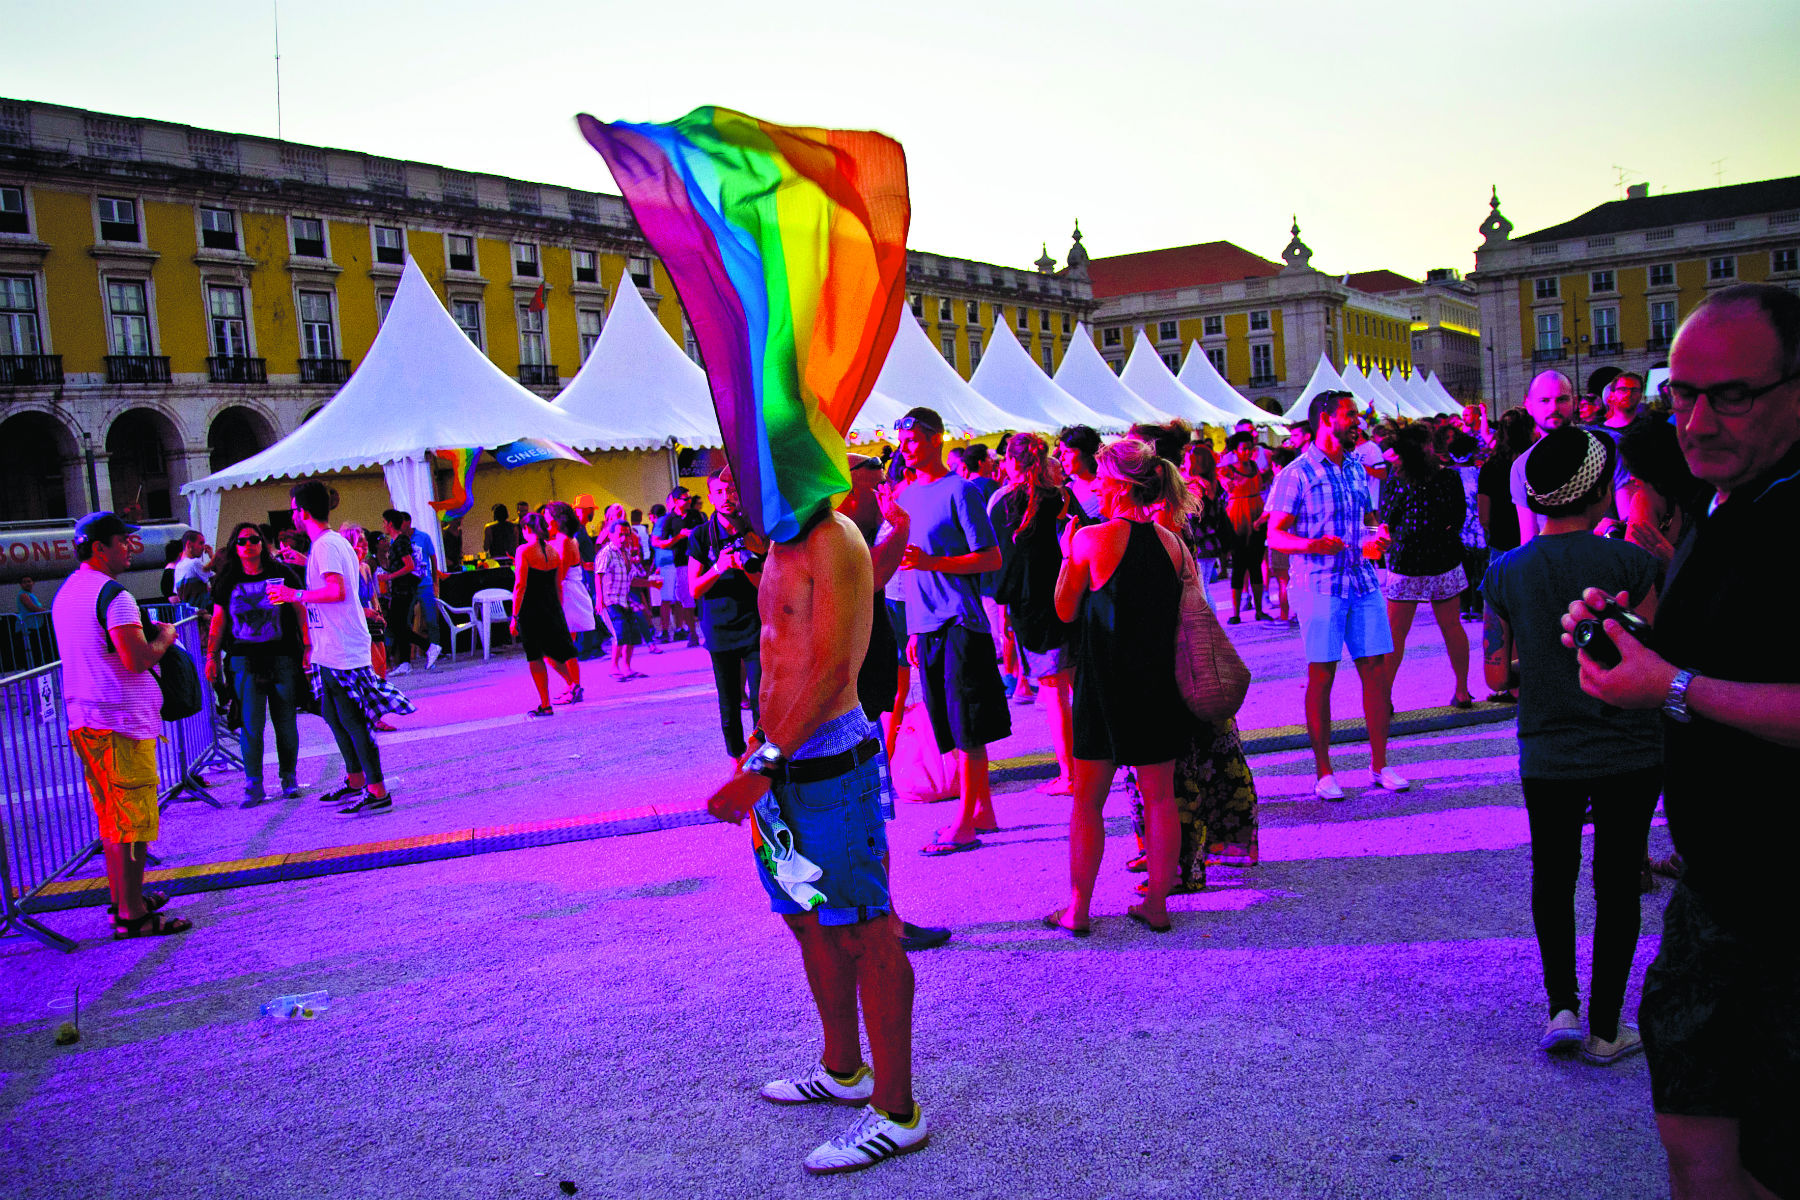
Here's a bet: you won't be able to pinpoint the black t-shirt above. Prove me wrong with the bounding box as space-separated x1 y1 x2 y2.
1382 468 1467 577
1656 442 1800 937
1477 452 1520 553
688 514 763 653
209 564 304 664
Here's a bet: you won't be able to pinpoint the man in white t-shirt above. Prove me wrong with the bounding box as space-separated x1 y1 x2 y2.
269 480 412 816
172 529 212 606
51 512 192 939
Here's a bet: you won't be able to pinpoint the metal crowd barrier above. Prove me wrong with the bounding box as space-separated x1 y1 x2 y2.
1 603 230 952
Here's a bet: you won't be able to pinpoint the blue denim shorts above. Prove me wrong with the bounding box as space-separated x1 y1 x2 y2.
1295 588 1394 663
753 755 891 926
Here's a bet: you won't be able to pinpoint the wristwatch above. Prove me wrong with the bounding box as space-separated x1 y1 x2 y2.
740 740 789 779
1663 669 1696 724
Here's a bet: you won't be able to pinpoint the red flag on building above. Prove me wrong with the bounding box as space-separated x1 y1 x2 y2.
528 280 547 312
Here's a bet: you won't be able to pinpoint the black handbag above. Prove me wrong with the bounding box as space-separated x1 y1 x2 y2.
96 580 205 721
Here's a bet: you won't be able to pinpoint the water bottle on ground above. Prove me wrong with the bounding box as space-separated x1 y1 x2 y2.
261 991 331 1019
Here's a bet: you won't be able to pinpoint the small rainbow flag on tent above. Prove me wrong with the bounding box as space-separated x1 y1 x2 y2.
577 106 910 543
429 447 481 519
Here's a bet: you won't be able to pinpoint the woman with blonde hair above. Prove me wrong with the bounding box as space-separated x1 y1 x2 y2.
1050 438 1197 934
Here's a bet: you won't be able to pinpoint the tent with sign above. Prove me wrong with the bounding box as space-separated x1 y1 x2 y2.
179 259 631 561
1176 341 1284 426
970 322 1122 433
1054 323 1165 427
1119 331 1239 428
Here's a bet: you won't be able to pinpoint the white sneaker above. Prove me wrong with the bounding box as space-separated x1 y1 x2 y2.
1540 1009 1583 1053
425 645 442 669
389 661 412 677
1372 766 1410 792
1313 774 1346 801
758 1062 873 1106
1580 1024 1644 1066
804 1104 929 1175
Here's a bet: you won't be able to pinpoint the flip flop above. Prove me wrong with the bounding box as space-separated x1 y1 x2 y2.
1126 906 1173 933
1042 910 1090 938
919 837 981 857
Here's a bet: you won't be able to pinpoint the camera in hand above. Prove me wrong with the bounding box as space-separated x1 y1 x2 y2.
1572 602 1653 668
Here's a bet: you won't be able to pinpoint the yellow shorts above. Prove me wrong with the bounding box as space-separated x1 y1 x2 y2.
69 729 160 845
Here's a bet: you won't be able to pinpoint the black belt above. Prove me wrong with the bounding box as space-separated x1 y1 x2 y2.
781 737 880 785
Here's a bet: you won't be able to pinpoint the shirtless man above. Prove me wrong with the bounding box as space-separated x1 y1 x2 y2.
704 508 926 1174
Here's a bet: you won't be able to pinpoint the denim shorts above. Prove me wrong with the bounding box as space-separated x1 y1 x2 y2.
753 755 891 927
1295 588 1394 663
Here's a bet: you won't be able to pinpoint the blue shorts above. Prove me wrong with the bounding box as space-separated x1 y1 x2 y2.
753 755 892 926
1295 589 1394 664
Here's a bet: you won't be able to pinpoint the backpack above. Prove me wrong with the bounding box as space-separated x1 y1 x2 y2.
96 580 205 721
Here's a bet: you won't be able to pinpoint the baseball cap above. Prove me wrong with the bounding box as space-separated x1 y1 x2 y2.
73 511 140 548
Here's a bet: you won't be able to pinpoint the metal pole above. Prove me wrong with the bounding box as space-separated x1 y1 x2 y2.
82 431 99 513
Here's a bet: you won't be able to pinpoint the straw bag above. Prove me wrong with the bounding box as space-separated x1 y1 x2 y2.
1173 542 1249 722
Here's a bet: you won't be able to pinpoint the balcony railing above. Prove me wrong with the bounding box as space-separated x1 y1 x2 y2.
1246 374 1280 388
1531 347 1567 363
1645 335 1674 353
299 357 352 385
104 354 171 384
207 355 267 384
0 354 63 386
518 363 559 386
1586 342 1624 359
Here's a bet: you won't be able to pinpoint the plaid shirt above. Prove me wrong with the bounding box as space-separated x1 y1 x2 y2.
1267 443 1380 597
595 542 643 608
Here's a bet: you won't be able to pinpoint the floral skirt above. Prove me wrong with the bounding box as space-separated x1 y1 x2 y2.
1128 717 1259 886
1381 564 1468 604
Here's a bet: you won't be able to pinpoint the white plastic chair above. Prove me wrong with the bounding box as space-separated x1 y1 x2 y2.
436 598 477 663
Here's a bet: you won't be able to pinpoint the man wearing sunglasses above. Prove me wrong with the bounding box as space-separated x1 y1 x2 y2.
1561 283 1800 1200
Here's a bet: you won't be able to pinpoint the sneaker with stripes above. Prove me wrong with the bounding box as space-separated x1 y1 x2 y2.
804 1104 929 1174
758 1062 873 1106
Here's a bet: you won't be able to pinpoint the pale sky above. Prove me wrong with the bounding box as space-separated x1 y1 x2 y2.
6 0 1798 280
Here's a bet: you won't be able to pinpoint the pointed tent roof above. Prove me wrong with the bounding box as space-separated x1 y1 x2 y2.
1369 368 1429 419
1338 361 1400 420
1054 323 1166 428
554 271 723 448
1285 355 1348 421
183 259 634 494
849 390 912 441
874 308 1039 435
1120 332 1239 427
1397 369 1452 416
1177 342 1283 426
970 322 1122 433
1425 372 1463 413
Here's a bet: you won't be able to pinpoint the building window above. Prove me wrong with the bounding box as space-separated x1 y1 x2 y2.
1102 326 1121 347
448 235 476 272
199 207 238 251
1017 307 1029 332
940 333 956 366
1249 309 1270 332
1062 313 1072 334
1202 315 1225 337
573 250 598 283
683 319 700 364
518 305 546 365
1592 305 1619 348
106 279 151 354
0 275 42 354
1648 263 1675 288
1535 311 1562 352
1160 351 1180 372
451 299 482 348
1039 309 1051 332
298 290 336 358
292 217 326 258
1650 300 1677 345
208 285 249 356
968 333 983 368
578 308 602 360
0 186 28 235
908 292 922 317
1041 345 1054 372
937 297 952 322
98 196 140 243
1774 248 1799 275
1708 256 1735 282
1534 277 1559 300
1206 347 1226 375
966 300 980 323
1157 320 1178 342
514 242 539 278
1249 343 1273 380
376 290 395 325
628 255 652 287
374 225 405 265
1590 269 1615 294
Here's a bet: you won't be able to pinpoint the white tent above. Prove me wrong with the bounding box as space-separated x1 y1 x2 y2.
970 322 1122 433
1371 368 1431 419
1425 371 1464 414
1338 361 1401 420
180 259 631 558
554 269 722 449
874 308 1038 436
1054 323 1166 428
1176 341 1283 426
850 390 912 441
1284 354 1348 421
1120 331 1239 427
1397 369 1452 417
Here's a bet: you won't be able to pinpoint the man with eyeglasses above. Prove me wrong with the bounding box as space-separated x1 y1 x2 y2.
1561 283 1800 1200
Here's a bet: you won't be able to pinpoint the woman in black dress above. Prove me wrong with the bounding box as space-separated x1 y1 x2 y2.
1049 438 1197 934
509 512 581 717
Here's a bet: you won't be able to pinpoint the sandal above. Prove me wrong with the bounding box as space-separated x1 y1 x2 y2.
1125 853 1148 874
1449 695 1474 710
107 890 171 917
373 720 397 732
1485 690 1517 704
1042 909 1090 938
527 705 554 718
555 686 585 705
113 910 193 940
1126 905 1173 934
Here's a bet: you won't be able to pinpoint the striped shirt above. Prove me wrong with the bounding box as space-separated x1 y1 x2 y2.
595 542 643 607
1267 443 1380 598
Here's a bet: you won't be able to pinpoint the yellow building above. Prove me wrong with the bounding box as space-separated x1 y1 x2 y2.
1471 177 1800 404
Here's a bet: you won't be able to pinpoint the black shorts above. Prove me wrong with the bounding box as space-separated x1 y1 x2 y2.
885 598 909 666
1640 882 1800 1195
915 622 1011 753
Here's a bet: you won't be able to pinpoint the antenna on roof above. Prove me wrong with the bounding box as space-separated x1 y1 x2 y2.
1611 165 1638 199
1711 158 1726 187
273 0 284 141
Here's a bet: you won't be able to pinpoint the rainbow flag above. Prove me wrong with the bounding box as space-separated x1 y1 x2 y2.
577 106 910 543
429 448 481 519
